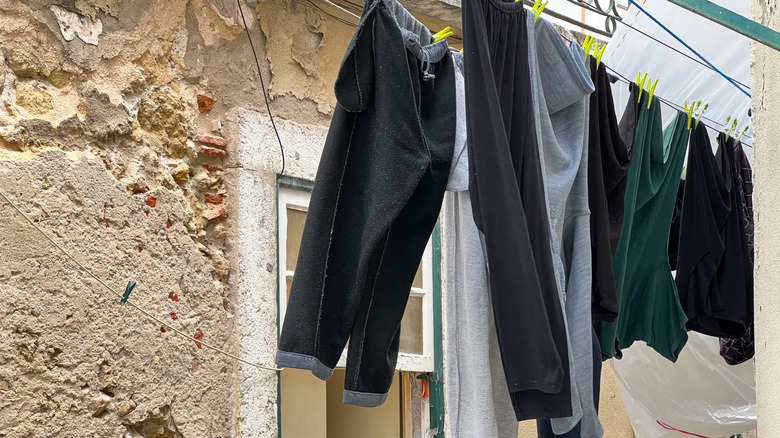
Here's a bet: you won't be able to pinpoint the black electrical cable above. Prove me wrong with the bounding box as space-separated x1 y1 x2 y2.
237 0 286 175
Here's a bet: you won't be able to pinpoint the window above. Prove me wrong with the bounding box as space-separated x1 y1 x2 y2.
277 187 435 371
277 185 435 438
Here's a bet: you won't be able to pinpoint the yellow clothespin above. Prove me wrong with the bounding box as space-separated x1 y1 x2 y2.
637 72 648 103
432 26 450 39
460 48 463 53
433 26 453 43
534 1 548 21
582 36 594 61
684 101 694 130
646 78 658 109
590 42 599 59
596 44 606 68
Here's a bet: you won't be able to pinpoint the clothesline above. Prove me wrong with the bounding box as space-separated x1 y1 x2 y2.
0 188 282 373
313 0 754 147
574 0 751 91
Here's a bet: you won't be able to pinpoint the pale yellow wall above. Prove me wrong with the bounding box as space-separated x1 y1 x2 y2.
750 1 780 437
281 369 328 438
517 362 634 437
327 369 403 438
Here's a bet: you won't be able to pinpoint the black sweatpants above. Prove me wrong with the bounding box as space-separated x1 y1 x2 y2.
462 0 572 420
276 0 455 407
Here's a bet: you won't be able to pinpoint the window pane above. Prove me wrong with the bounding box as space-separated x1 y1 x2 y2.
286 277 293 301
412 263 423 289
286 208 307 270
399 295 424 355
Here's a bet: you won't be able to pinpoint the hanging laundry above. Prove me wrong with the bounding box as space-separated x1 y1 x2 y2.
443 51 519 438
586 58 633 324
667 180 685 271
719 134 755 365
276 0 456 407
598 103 691 362
527 17 600 437
675 126 754 339
462 0 572 421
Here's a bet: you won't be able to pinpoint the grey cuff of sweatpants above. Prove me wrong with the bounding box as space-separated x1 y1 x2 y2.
343 389 390 408
275 350 334 381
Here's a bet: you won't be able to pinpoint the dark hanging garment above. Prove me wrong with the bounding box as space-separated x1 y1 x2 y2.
668 180 685 271
718 135 756 365
586 59 634 324
277 0 456 407
675 127 753 339
462 0 572 420
598 104 690 362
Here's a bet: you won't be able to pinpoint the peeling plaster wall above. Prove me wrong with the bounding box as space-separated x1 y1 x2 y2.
0 0 355 436
750 1 780 437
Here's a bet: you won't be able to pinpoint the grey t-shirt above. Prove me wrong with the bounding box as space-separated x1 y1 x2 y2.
528 16 602 438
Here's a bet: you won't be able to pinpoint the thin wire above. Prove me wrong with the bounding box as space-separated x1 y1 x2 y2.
572 0 751 90
603 62 754 147
627 0 751 98
0 189 282 372
318 0 361 20
236 0 286 176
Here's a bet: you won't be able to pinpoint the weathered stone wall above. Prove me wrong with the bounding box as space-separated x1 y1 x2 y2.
0 0 356 436
750 1 780 437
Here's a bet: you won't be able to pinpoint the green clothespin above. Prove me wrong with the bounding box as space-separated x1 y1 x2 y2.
694 103 708 128
736 125 749 142
724 116 732 136
121 281 136 304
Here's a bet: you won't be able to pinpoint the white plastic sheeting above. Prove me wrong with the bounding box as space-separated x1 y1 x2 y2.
598 1 757 436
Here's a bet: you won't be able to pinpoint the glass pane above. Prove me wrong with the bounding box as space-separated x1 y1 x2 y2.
399 295 424 355
286 208 307 271
286 277 293 301
412 262 423 289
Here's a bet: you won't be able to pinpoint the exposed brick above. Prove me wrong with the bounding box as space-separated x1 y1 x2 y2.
198 146 226 159
194 134 227 148
203 204 228 224
205 193 225 204
146 195 157 208
202 164 223 172
197 94 215 113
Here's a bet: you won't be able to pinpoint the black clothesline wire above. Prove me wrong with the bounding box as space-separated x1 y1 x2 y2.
299 0 754 147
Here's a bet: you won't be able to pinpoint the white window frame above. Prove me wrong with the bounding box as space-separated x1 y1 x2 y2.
277 187 435 372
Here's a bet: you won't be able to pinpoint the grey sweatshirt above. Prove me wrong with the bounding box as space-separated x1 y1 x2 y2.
443 52 519 438
527 16 602 438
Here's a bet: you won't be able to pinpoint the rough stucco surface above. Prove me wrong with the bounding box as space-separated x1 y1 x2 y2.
0 149 235 437
750 1 780 437
236 110 326 437
0 0 348 436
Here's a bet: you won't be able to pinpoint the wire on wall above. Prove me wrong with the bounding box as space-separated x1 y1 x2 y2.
236 0 287 176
